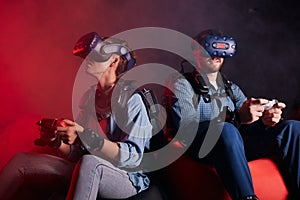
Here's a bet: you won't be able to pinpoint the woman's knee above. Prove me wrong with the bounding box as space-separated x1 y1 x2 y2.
81 154 105 165
79 155 110 172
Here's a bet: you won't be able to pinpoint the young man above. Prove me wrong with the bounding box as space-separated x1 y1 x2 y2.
169 29 300 200
0 32 153 200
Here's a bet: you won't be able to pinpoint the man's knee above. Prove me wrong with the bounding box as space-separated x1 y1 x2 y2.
218 122 243 148
278 120 300 138
287 120 300 132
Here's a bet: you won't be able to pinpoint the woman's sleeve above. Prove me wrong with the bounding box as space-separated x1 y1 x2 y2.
115 93 152 168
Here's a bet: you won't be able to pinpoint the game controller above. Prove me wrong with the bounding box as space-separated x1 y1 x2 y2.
34 118 67 147
263 99 278 110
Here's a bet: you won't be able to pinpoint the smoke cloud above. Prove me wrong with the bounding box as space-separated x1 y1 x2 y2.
0 0 299 168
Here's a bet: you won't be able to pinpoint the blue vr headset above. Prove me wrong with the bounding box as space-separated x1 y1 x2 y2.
73 32 135 70
203 35 237 58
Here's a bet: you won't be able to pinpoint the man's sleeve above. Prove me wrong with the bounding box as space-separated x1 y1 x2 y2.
231 83 247 110
170 77 199 133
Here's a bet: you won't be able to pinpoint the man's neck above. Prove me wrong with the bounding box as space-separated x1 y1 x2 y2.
206 72 218 82
206 72 219 90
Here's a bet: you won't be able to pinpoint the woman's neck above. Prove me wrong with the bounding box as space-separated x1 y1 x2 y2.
97 72 117 94
98 82 115 95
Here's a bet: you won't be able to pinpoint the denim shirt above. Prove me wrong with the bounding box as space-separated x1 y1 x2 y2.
170 73 247 131
69 84 152 193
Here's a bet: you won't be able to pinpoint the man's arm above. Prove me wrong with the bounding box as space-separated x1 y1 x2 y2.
238 97 286 125
171 77 199 129
261 102 286 126
238 98 268 124
229 83 263 125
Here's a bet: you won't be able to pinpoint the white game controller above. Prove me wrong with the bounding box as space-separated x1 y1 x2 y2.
263 99 278 110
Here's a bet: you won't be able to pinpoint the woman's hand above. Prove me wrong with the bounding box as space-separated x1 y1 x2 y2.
56 119 84 145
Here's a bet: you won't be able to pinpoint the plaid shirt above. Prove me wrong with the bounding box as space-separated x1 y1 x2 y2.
170 73 247 131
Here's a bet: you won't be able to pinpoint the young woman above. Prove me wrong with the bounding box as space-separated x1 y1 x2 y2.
0 32 153 200
65 32 153 200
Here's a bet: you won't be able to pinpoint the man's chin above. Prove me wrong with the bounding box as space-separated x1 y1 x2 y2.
206 68 220 73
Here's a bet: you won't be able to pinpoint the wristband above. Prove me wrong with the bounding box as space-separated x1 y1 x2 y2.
78 128 104 152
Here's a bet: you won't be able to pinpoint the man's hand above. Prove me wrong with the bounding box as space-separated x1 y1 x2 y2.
261 101 286 126
56 119 84 145
239 98 268 124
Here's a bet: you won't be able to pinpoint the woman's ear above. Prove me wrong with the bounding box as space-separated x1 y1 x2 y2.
110 55 120 68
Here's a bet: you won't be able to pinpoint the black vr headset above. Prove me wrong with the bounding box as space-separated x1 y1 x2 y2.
73 32 135 70
204 35 236 58
193 32 237 58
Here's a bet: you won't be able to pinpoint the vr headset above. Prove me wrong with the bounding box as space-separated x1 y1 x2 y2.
73 32 135 70
203 35 236 58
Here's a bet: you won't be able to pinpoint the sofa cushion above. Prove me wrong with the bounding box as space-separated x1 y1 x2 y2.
165 155 288 200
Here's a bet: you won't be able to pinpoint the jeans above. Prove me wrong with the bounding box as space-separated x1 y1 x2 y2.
70 154 137 200
244 120 300 199
0 152 75 200
188 120 300 200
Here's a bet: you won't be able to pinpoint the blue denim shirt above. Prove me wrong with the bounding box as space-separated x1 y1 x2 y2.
170 73 247 131
69 84 152 193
